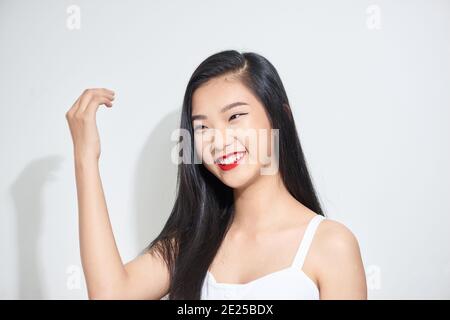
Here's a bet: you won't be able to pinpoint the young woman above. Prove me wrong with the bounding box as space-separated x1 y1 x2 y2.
66 50 367 300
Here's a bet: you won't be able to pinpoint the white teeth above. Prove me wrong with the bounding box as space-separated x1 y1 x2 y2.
217 152 245 165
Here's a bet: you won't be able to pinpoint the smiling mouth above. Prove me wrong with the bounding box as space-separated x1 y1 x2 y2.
215 151 246 171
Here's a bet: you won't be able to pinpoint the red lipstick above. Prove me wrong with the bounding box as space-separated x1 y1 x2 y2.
215 151 246 171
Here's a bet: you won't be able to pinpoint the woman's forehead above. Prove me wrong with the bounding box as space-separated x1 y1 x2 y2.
192 77 254 114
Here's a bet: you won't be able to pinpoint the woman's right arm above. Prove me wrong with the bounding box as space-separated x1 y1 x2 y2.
66 88 170 299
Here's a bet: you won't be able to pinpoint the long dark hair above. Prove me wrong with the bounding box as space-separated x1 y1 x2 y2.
144 50 325 299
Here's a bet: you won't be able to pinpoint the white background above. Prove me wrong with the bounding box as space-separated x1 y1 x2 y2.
1 0 449 299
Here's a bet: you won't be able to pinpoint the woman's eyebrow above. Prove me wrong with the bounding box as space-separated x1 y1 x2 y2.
192 101 249 121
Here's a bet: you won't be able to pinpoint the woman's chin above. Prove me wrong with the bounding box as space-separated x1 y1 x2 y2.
216 167 260 189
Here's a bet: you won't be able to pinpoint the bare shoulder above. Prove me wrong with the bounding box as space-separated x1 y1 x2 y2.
315 218 361 254
310 217 367 299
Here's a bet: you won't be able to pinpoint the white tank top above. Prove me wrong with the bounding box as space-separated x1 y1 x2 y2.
201 214 325 299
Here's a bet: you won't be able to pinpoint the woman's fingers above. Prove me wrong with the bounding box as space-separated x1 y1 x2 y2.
84 95 114 117
74 88 114 116
65 88 115 161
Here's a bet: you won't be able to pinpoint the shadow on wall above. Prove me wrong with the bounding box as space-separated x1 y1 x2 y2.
8 109 180 299
133 108 181 257
9 155 64 299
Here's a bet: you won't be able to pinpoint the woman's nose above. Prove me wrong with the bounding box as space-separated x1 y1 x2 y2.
211 127 235 153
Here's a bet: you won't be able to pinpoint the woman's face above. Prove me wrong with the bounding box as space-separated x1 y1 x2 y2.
191 74 276 189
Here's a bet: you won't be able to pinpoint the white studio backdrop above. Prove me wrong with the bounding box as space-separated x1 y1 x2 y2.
0 0 449 299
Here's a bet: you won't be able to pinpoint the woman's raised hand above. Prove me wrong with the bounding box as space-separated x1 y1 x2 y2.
65 88 115 161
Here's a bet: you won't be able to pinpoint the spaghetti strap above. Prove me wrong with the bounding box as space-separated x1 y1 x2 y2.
291 215 325 269
202 214 327 299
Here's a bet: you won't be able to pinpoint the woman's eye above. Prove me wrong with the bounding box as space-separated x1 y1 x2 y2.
229 113 248 121
194 124 208 131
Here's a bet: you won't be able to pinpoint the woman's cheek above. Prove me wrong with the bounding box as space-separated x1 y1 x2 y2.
193 141 213 168
239 122 263 166
260 129 273 165
193 137 206 163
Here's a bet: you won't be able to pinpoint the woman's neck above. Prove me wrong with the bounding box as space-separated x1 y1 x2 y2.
232 173 305 235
